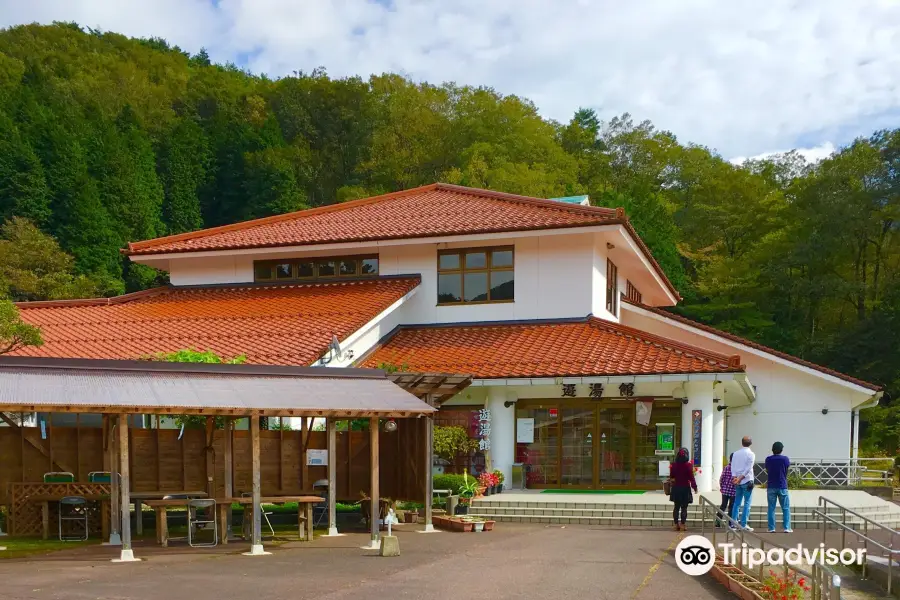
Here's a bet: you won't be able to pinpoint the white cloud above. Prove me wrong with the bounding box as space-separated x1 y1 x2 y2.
2 1 899 157
730 141 837 165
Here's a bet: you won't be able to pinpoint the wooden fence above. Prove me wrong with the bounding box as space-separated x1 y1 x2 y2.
1 418 428 507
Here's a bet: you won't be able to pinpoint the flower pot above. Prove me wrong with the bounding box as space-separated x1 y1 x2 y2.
484 487 492 496
455 504 469 516
404 511 418 524
473 521 485 532
483 520 495 531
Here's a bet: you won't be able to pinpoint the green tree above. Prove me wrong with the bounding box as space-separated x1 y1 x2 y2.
158 118 209 233
0 298 42 354
0 217 107 301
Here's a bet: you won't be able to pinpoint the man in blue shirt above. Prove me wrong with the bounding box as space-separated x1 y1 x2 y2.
765 441 792 533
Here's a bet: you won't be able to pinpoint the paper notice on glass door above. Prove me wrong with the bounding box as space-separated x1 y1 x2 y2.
636 400 652 426
516 418 534 444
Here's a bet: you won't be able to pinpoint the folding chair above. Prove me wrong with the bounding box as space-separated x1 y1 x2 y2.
241 492 275 538
312 479 329 528
59 496 88 541
187 499 217 547
43 472 75 483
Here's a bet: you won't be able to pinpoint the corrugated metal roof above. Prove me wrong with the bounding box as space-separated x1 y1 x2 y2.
0 358 435 417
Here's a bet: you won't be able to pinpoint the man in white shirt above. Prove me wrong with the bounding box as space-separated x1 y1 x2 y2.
730 436 756 530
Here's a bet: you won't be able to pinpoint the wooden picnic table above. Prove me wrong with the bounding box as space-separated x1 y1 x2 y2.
129 491 207 535
27 494 109 541
145 496 323 547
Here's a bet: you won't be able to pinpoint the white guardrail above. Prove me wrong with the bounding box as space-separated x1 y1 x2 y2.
754 458 894 487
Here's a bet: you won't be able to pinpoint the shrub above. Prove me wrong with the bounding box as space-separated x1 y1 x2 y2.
433 426 479 461
433 474 467 495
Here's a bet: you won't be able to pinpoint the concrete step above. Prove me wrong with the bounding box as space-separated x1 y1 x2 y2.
474 500 900 515
470 506 900 519
466 511 900 529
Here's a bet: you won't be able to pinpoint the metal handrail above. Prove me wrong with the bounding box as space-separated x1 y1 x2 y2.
817 495 900 595
699 496 841 599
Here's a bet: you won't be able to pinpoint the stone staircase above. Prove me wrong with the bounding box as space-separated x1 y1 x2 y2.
470 494 900 530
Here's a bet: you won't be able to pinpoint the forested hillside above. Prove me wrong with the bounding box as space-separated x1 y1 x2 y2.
0 23 898 447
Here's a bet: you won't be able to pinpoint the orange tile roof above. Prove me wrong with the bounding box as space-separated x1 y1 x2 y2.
359 317 743 378
127 183 680 301
127 184 621 256
12 277 420 366
623 299 882 391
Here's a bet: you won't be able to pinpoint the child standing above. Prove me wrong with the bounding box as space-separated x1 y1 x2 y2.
717 453 735 527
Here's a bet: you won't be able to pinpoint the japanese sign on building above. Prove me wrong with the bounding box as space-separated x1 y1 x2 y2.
691 410 702 466
469 408 492 451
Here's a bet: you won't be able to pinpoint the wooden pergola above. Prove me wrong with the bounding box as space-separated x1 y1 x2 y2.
387 372 473 531
0 357 443 559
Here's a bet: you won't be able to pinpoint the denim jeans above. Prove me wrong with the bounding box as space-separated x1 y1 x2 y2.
767 487 791 531
732 482 753 527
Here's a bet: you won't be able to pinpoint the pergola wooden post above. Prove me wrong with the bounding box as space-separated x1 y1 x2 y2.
326 418 339 536
106 415 121 546
224 417 234 538
244 414 269 556
422 401 436 533
112 414 139 562
368 417 380 549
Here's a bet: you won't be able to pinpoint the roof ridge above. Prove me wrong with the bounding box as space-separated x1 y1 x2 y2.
15 286 173 310
125 183 620 255
126 183 442 254
432 183 620 218
587 316 742 368
621 299 881 390
16 277 422 311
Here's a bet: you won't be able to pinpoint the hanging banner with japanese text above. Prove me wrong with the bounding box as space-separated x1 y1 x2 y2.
691 409 702 465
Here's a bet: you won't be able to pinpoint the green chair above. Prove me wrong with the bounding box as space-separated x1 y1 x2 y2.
43 472 75 483
88 471 112 483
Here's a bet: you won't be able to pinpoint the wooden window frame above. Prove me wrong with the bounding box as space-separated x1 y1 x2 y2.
253 254 379 283
606 259 619 315
437 246 515 306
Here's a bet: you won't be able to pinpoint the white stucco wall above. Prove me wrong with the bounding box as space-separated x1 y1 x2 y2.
621 307 876 461
377 234 595 323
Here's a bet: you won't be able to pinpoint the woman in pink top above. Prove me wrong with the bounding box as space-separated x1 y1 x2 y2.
669 447 698 531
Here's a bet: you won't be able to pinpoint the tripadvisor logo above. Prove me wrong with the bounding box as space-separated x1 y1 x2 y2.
675 535 866 577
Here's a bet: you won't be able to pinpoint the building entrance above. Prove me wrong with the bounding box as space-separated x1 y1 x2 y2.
515 399 681 489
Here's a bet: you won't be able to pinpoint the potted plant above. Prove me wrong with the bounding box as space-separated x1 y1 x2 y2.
492 469 505 493
479 472 494 496
472 517 485 532
456 472 478 515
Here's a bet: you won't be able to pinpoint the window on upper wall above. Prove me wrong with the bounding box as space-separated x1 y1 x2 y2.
625 280 642 304
437 247 514 305
253 255 379 282
606 259 619 315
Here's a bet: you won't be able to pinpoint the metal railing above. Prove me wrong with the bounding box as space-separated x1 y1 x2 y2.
753 458 894 487
699 496 841 600
816 495 900 595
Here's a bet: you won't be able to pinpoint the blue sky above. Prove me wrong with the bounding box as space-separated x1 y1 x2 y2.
2 0 899 160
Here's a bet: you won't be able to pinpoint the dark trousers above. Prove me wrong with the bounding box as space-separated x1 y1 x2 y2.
673 503 688 524
717 494 735 526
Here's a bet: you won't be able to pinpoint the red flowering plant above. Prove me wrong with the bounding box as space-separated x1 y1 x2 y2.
761 569 810 600
478 472 499 490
